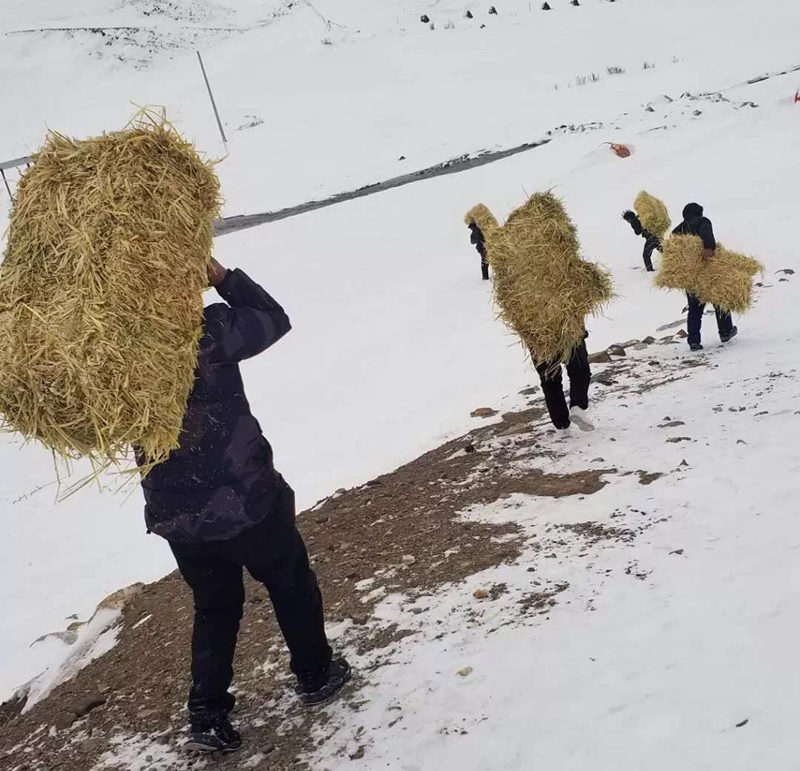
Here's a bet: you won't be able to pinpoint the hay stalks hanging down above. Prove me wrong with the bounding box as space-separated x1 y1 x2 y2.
0 111 221 477
634 190 671 239
655 235 763 314
465 192 613 366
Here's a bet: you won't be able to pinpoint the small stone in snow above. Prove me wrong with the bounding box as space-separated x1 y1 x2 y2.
402 554 416 565
588 351 612 364
473 589 488 599
471 407 498 418
735 718 749 728
457 667 473 677
669 549 685 556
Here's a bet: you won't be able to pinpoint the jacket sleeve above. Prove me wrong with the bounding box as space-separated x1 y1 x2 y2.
624 212 644 236
697 218 716 250
201 268 292 364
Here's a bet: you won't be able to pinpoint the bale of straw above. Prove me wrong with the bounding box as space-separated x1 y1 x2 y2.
634 191 671 239
655 235 763 314
464 203 499 234
483 192 612 366
0 113 221 473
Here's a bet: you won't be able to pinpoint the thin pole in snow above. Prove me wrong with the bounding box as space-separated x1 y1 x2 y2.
196 51 228 150
1 169 11 199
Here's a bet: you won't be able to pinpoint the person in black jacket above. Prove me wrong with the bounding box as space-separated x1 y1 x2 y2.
672 203 737 351
468 222 490 280
622 210 660 272
139 259 350 753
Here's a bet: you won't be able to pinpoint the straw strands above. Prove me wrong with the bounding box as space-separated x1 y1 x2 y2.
633 190 671 239
0 112 221 476
655 235 763 314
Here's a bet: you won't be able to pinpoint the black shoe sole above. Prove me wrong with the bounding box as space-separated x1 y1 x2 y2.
185 740 241 753
299 665 353 708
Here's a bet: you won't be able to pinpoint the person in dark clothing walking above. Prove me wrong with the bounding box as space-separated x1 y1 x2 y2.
139 259 350 753
622 210 661 272
468 222 491 280
672 202 738 351
532 333 592 431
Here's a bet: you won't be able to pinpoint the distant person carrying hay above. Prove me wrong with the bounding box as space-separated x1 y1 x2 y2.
0 116 350 754
671 202 737 351
465 193 612 432
621 191 670 272
467 219 491 280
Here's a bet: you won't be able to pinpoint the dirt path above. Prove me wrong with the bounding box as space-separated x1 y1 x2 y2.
0 332 710 771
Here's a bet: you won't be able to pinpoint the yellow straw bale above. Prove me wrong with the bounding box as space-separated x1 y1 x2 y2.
464 203 499 234
0 112 221 474
466 192 612 366
655 234 763 314
633 191 671 239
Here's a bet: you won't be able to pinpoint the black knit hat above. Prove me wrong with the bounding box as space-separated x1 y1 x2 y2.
682 202 704 219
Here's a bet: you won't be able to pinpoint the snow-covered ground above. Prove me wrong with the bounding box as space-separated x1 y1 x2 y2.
2 0 800 763
313 282 800 768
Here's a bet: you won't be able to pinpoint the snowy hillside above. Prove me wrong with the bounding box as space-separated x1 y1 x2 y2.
2 0 800 767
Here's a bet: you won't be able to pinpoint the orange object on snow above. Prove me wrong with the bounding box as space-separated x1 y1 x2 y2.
610 143 631 158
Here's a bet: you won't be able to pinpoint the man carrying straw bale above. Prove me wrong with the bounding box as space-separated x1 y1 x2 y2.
621 191 670 272
467 219 491 280
0 117 350 754
148 258 352 753
672 202 737 351
466 193 612 432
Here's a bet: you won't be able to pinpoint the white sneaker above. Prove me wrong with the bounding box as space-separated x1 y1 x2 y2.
569 406 595 432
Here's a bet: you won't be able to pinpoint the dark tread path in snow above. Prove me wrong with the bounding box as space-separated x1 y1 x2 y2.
213 137 552 236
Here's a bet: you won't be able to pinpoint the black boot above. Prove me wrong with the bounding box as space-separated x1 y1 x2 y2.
295 656 352 707
720 326 738 343
186 713 242 753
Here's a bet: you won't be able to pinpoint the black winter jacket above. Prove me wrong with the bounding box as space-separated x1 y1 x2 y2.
469 224 488 260
140 269 291 543
672 216 716 250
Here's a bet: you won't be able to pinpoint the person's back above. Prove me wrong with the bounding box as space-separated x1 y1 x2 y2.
140 268 288 542
672 202 716 252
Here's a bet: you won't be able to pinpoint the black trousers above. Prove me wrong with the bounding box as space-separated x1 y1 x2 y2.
686 293 732 347
169 483 332 719
642 235 660 272
481 257 490 280
535 341 591 429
